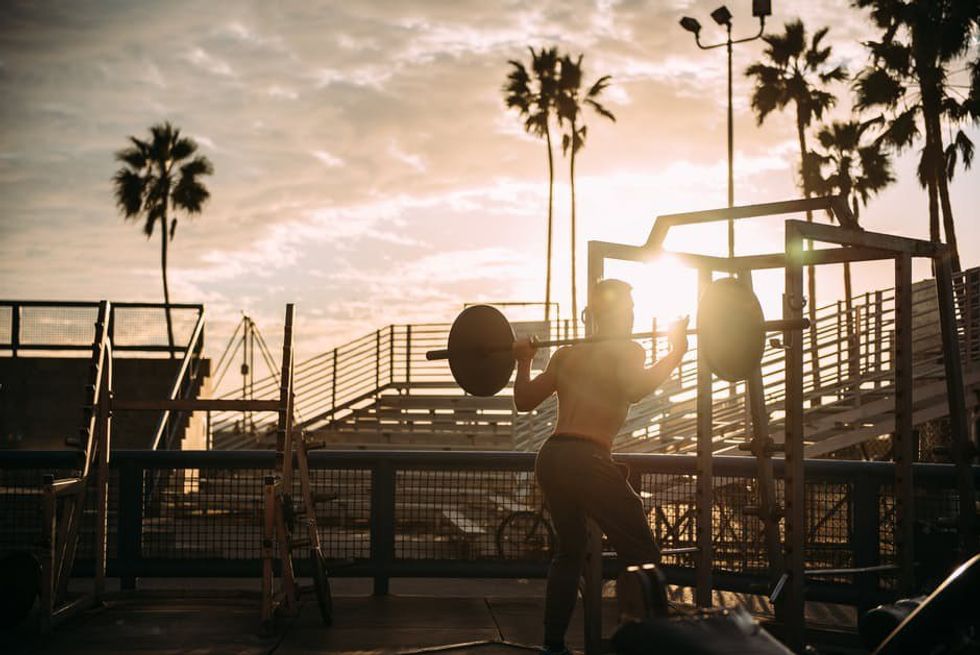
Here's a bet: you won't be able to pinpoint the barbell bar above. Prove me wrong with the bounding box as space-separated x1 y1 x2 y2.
426 278 810 396
425 319 807 361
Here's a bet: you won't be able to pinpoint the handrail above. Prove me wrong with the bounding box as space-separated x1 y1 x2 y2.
150 310 207 451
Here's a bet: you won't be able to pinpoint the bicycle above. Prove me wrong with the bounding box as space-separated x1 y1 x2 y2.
496 504 556 560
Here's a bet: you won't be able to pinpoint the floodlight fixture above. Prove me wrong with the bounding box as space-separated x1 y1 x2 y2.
679 16 702 35
710 5 733 27
752 0 772 17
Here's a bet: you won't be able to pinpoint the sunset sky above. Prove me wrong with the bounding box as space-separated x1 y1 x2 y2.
1 0 978 359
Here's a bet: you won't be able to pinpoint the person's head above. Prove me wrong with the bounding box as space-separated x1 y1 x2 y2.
584 279 634 337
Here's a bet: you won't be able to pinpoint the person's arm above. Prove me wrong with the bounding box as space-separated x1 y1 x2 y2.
619 317 689 403
512 339 560 412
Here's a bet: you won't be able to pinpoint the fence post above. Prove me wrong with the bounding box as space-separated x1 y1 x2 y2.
11 303 19 357
389 325 395 385
852 474 880 614
370 460 396 595
406 325 412 386
117 459 144 590
375 330 381 392
331 349 338 418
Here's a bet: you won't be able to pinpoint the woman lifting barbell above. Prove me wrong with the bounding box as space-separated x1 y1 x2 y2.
513 278 688 655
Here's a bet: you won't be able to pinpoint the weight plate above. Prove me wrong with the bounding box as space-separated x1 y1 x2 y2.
697 278 765 382
447 305 516 397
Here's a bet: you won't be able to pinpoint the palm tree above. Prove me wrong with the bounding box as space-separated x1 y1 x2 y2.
504 47 560 322
746 19 846 389
555 54 615 335
806 118 895 377
113 122 213 357
853 0 979 273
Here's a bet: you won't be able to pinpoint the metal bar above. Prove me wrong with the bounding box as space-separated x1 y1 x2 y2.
783 222 806 653
424 319 811 360
117 460 143 590
738 272 785 604
93 351 112 598
695 267 714 608
852 474 881 613
11 302 20 356
115 398 281 412
389 325 395 385
406 326 412 386
934 254 977 553
893 253 915 594
371 461 396 595
788 220 939 255
647 196 840 250
375 329 381 391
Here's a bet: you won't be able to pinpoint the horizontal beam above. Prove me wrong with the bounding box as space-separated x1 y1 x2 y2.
112 398 281 412
787 220 940 256
647 196 845 251
723 246 898 272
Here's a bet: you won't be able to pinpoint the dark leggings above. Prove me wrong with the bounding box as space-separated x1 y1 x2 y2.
534 435 661 646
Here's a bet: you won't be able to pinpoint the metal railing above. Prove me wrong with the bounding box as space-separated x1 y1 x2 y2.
0 448 973 608
207 268 980 454
0 301 204 356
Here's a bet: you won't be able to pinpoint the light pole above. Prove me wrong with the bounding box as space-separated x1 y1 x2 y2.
680 1 770 259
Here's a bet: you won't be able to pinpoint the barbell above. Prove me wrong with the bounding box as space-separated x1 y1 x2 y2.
425 278 810 397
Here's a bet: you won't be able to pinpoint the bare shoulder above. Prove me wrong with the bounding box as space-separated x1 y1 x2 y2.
622 340 645 364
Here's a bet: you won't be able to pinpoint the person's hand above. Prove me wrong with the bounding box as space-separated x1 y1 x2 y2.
512 337 537 364
668 316 689 354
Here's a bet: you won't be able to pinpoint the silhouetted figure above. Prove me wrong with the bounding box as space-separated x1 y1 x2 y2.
512 279 687 654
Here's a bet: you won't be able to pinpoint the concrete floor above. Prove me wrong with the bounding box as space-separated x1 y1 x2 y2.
3 579 865 655
4 579 617 655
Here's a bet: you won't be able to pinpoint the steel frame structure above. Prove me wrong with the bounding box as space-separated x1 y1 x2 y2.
583 195 975 653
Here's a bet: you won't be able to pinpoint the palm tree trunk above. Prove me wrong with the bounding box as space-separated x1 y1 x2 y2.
569 121 578 338
796 112 821 391
545 127 555 322
930 114 961 272
160 213 176 359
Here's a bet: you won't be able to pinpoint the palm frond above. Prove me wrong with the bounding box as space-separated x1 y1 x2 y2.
854 67 905 109
584 98 616 122
112 169 146 218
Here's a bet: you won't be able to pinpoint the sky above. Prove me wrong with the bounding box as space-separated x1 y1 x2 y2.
1 0 978 363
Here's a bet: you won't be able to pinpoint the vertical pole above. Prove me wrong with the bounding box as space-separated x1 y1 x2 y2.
696 267 714 608
852 474 880 615
375 330 381 392
261 475 276 626
726 28 734 260
874 291 883 382
583 240 605 653
93 352 112 599
117 460 143 591
405 326 412 386
783 224 806 653
371 461 395 596
389 325 395 385
331 349 338 416
893 253 915 593
40 475 56 629
738 272 785 611
11 302 20 357
933 253 977 553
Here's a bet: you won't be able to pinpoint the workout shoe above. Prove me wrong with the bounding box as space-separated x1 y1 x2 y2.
540 647 572 655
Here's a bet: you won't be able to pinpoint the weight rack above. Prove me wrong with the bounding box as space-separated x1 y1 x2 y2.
582 195 975 654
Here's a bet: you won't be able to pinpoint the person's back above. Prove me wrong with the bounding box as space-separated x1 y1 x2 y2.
511 278 688 655
550 340 641 449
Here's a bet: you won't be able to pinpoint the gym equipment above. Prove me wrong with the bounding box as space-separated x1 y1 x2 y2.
426 278 808 395
613 563 793 655
872 553 980 655
111 304 333 630
859 596 925 650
